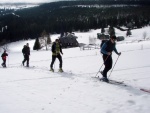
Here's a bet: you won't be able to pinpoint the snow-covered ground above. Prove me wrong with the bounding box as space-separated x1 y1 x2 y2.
0 26 150 113
0 3 39 10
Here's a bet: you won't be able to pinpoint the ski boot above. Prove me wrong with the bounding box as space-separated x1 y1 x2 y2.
50 68 54 72
59 68 63 73
1 63 6 68
100 77 109 83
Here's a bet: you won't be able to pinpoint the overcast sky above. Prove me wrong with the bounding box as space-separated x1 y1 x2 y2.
0 0 63 3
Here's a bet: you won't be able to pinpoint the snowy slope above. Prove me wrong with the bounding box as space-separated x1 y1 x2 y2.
0 27 150 113
0 3 39 10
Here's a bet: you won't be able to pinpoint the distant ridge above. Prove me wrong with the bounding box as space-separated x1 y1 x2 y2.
0 0 149 43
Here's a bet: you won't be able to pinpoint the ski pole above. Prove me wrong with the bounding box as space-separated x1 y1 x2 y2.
108 55 120 78
95 55 109 77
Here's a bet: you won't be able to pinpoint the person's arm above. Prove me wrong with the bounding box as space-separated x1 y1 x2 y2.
59 44 63 55
114 47 119 55
114 45 121 55
51 43 55 53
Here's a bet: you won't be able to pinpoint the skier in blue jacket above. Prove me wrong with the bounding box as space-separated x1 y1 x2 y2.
101 36 121 82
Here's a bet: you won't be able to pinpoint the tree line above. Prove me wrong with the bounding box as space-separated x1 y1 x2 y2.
0 0 150 44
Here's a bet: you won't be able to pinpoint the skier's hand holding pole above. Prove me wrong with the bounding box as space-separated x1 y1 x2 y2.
118 52 121 56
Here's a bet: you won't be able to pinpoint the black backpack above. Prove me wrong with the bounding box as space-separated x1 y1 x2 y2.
22 48 25 54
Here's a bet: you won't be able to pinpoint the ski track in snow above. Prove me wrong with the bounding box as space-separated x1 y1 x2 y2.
1 68 150 113
0 60 150 113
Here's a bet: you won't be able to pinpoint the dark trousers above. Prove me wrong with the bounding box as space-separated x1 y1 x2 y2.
23 55 29 66
50 54 62 69
2 59 6 67
102 54 112 78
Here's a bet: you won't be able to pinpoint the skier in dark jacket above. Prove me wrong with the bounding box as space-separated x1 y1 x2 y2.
1 50 8 67
22 43 30 67
22 45 26 64
100 36 121 82
50 39 63 72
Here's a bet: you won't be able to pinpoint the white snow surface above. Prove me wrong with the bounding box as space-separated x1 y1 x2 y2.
0 26 150 113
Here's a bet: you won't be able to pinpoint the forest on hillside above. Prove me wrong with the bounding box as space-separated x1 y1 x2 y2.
0 0 150 43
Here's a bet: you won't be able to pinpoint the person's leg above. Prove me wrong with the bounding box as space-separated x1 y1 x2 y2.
23 55 27 66
26 55 29 67
22 55 26 66
2 59 6 67
4 59 6 67
2 59 4 66
50 55 56 69
102 55 112 78
57 54 62 69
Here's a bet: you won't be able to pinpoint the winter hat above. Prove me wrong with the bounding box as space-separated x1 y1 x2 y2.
111 36 117 40
55 39 59 42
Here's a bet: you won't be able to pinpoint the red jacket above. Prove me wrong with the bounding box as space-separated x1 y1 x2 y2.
1 52 8 60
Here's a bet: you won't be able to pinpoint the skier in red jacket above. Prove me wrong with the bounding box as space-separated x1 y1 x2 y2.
1 50 8 67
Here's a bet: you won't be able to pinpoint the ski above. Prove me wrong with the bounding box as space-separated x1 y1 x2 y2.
109 79 124 84
49 70 63 73
140 88 150 94
22 66 36 69
50 71 64 73
103 79 126 86
108 80 126 86
94 76 126 86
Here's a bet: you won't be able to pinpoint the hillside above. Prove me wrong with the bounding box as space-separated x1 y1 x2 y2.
0 0 150 42
0 26 150 113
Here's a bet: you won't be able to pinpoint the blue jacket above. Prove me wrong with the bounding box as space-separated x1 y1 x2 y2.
101 40 119 55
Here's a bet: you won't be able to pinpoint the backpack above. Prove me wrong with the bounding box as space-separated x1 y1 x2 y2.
22 48 25 54
100 40 108 48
